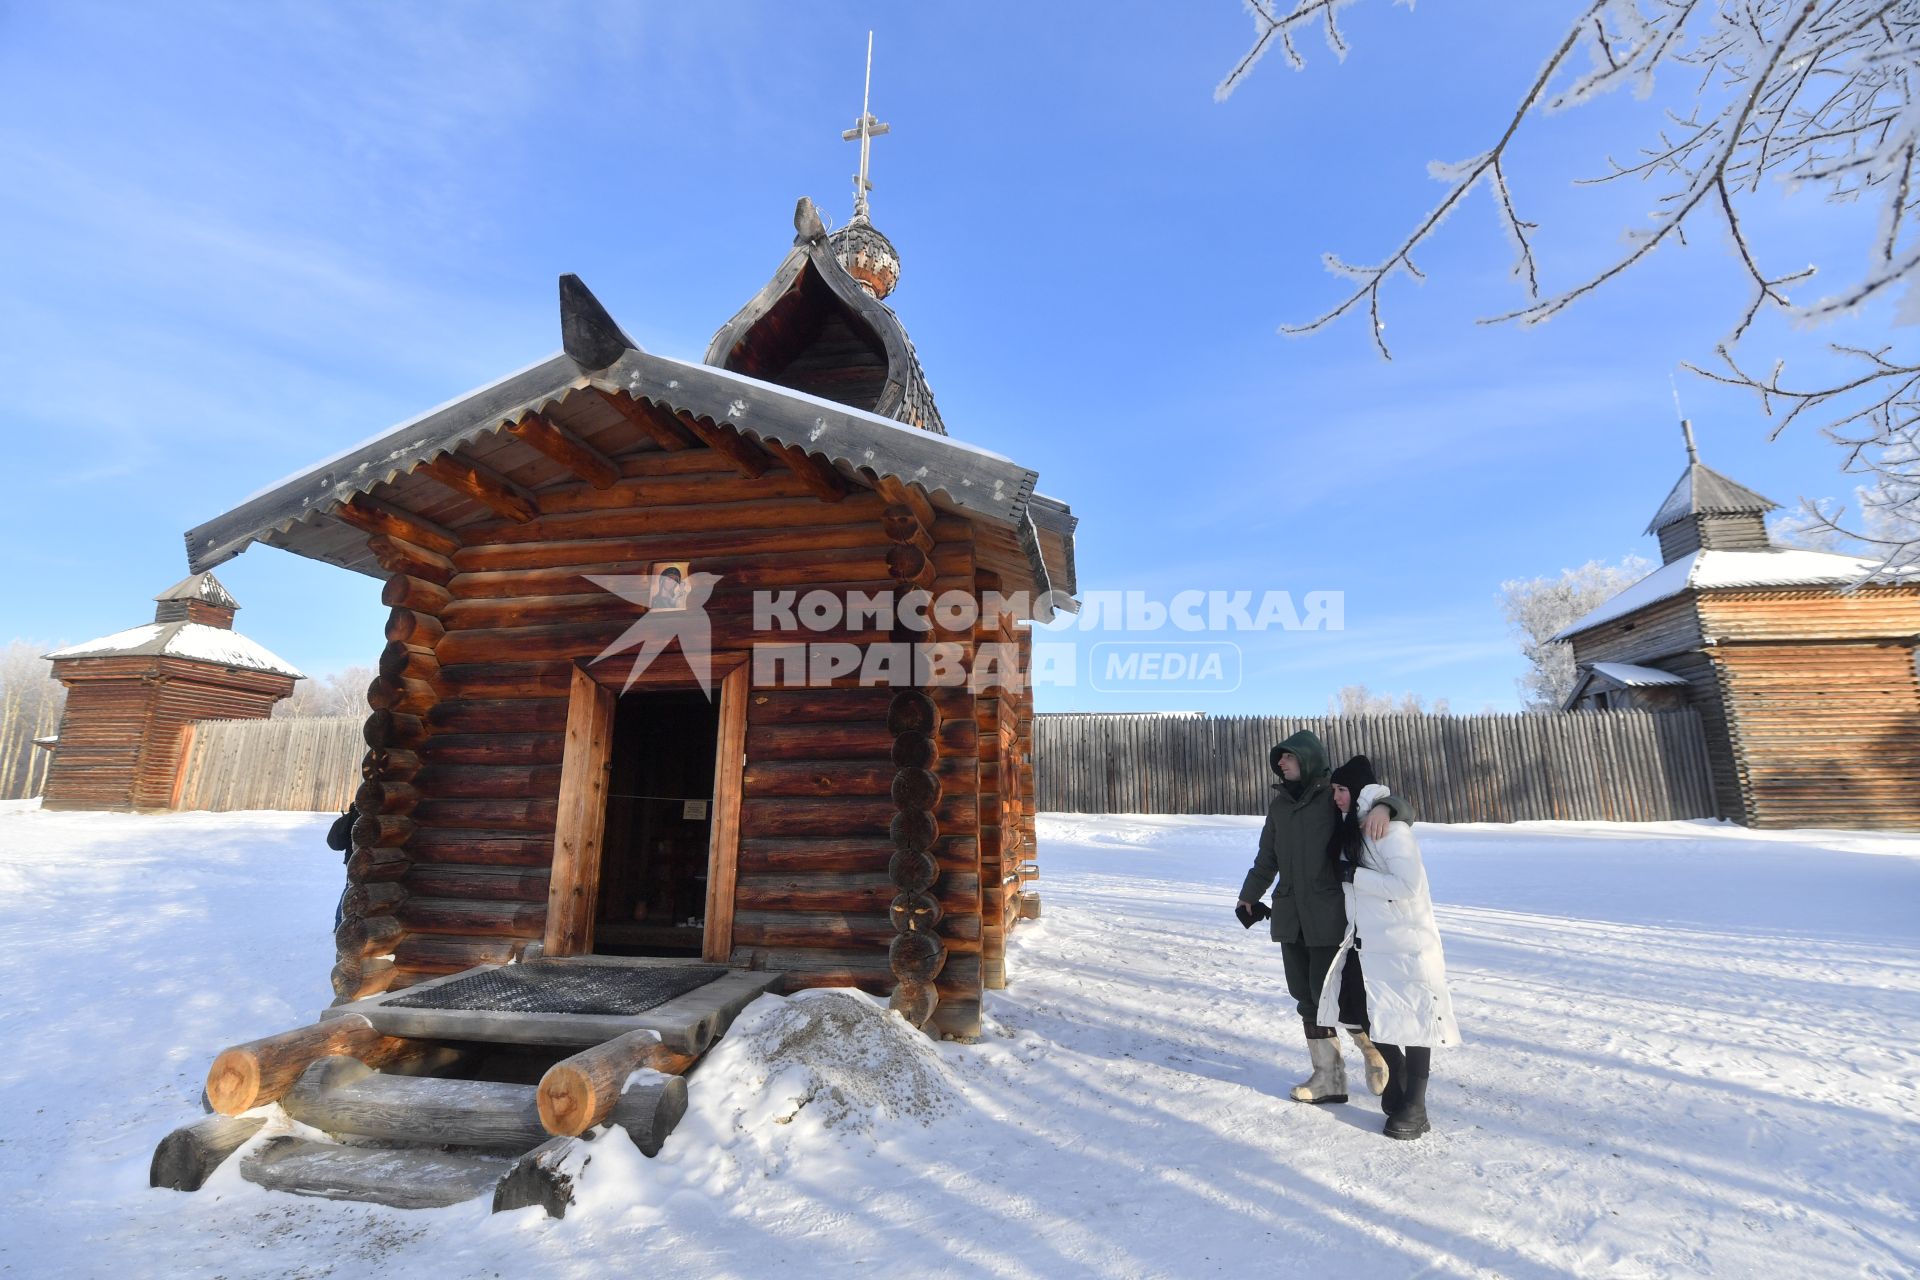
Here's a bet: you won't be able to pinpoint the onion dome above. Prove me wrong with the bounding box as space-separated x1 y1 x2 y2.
829 216 900 300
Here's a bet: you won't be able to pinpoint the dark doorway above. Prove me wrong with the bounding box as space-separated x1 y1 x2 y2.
594 687 720 957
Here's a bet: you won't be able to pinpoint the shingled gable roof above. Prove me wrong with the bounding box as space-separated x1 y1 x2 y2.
183 266 1074 614
1644 462 1779 534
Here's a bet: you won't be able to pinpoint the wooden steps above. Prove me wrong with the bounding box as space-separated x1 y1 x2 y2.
240 1137 514 1209
155 960 778 1214
340 960 782 1053
282 1056 550 1148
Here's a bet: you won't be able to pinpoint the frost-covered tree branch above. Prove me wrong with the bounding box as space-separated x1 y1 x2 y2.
1690 340 1920 569
1220 0 1920 572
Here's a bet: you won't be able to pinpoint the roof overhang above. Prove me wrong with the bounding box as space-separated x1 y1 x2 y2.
184 276 1075 619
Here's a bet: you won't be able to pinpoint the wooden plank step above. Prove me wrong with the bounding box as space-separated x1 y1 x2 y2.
344 960 782 1052
239 1136 512 1209
282 1056 548 1150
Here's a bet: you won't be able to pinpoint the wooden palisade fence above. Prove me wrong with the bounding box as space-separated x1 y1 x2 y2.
175 709 1718 825
173 717 363 813
1034 711 1717 823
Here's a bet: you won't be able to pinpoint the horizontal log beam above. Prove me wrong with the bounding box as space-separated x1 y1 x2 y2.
335 912 405 957
507 411 619 489
770 442 849 502
421 732 567 768
675 411 770 478
365 533 457 586
594 388 696 450
537 1030 698 1137
391 934 518 975
386 607 445 648
405 829 554 867
381 573 454 614
426 699 567 735
419 452 540 523
283 1055 548 1150
404 864 550 902
205 1014 422 1115
331 954 396 1001
150 1115 267 1191
334 495 460 558
875 476 936 533
398 896 546 938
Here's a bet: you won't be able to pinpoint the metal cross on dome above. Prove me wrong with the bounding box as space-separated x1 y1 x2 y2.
842 31 890 222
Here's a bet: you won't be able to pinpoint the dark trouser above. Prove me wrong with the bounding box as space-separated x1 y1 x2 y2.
1280 940 1369 1032
1376 1043 1432 1115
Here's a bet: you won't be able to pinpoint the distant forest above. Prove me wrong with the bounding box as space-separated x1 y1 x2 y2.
0 642 65 800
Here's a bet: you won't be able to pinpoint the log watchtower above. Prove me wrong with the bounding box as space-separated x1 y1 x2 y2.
40 572 301 811
1558 424 1920 828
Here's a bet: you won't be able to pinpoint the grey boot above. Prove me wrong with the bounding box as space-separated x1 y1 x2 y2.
1289 1035 1349 1104
1347 1028 1389 1096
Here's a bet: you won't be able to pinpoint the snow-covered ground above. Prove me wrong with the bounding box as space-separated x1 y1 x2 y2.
0 800 1915 1278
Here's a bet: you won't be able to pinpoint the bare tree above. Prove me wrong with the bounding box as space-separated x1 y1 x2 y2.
274 665 377 719
1220 1 1920 573
1329 683 1453 715
1500 556 1655 709
0 642 67 800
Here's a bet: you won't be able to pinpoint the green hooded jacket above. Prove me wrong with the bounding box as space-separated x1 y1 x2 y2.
1237 729 1416 947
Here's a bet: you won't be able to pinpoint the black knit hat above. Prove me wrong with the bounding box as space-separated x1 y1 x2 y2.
1330 754 1378 793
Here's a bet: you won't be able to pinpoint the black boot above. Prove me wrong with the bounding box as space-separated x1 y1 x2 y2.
1375 1042 1405 1117
1384 1046 1431 1140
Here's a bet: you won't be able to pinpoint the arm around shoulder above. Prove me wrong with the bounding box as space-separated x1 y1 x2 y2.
1351 824 1425 902
1376 791 1416 825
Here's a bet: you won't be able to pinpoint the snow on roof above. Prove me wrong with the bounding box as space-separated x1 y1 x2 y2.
1552 557 1696 641
45 622 304 677
153 571 239 609
1554 548 1916 641
1644 463 1778 534
1588 662 1688 687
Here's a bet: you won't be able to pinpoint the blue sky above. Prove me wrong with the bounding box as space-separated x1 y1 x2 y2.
0 2 1889 712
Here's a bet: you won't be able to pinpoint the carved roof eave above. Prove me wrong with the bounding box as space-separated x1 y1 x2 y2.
183 345 1064 615
703 216 942 434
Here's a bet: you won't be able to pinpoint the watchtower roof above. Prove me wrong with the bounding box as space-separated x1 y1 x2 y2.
1644 421 1779 535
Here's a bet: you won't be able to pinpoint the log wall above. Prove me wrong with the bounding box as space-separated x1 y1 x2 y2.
331 452 992 1033
1698 588 1920 829
41 656 293 812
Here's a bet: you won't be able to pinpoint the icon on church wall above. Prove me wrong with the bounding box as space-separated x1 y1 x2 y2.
646 561 691 612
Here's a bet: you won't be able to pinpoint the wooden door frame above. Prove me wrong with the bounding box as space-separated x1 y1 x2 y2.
543 655 749 964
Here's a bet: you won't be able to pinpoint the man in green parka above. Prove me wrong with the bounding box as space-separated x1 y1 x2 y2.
1237 729 1415 1104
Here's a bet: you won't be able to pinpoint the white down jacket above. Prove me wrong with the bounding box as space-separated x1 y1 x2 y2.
1315 784 1461 1048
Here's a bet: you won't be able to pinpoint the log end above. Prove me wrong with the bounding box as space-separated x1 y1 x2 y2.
150 1114 267 1191
204 1049 262 1117
535 1065 599 1138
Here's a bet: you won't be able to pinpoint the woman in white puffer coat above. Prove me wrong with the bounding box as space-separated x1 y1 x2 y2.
1316 755 1461 1140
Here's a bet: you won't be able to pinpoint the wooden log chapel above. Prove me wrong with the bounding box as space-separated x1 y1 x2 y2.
185 191 1078 1041
155 167 1079 1209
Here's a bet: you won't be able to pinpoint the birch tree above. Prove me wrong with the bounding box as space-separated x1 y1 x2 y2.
1220 1 1920 572
273 665 377 719
1329 684 1453 715
0 642 67 800
1499 556 1656 708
